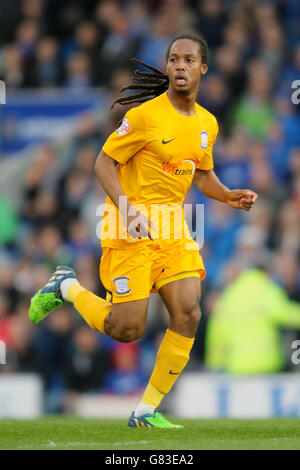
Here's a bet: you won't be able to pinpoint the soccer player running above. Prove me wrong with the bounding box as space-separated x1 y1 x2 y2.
29 34 258 428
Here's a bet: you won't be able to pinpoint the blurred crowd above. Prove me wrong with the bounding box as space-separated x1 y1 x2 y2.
0 0 300 412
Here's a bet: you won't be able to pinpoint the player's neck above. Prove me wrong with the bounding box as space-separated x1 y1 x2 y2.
167 88 197 116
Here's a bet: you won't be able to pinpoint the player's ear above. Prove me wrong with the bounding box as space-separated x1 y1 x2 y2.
200 64 208 76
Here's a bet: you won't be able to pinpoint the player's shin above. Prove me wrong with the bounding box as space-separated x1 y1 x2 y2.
135 329 194 416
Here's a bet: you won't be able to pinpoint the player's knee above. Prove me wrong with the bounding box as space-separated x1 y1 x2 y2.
104 316 144 343
114 325 144 343
178 303 201 329
190 306 201 326
182 300 201 320
121 328 143 343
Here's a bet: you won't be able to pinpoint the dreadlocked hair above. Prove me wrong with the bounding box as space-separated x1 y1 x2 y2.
111 33 208 110
110 58 169 110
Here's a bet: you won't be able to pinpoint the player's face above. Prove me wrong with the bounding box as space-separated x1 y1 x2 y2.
167 39 208 95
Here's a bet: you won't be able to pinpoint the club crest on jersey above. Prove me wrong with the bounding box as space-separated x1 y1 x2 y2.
117 118 130 136
113 276 131 295
200 131 208 149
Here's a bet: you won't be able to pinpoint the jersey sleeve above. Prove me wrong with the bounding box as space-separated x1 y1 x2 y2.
197 117 218 171
102 106 147 164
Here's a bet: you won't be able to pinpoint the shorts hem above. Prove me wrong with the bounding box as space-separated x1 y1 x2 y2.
153 268 205 291
111 294 150 304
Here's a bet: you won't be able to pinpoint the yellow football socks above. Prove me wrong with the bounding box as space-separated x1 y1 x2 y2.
141 328 194 408
66 285 194 411
67 283 111 333
66 282 86 303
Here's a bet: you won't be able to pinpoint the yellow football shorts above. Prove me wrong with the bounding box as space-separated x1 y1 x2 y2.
100 239 205 304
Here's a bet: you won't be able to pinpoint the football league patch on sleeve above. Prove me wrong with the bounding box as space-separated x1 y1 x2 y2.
113 276 132 295
117 118 130 136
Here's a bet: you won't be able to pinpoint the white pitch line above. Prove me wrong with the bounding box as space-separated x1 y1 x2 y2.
17 437 298 449
17 439 156 449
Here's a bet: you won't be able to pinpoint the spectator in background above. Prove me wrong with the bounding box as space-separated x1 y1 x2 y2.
205 265 300 374
45 1 87 41
23 144 59 208
74 254 105 298
255 3 286 73
104 342 147 395
159 0 194 33
58 169 92 231
0 257 20 312
196 0 227 49
275 200 300 256
34 37 60 87
2 44 27 89
24 191 58 230
283 0 300 47
0 197 19 247
273 251 300 302
198 74 231 123
64 51 93 90
67 219 96 261
105 67 135 133
33 224 71 270
292 173 300 207
98 12 138 84
202 200 243 286
222 18 252 62
33 307 73 412
233 225 269 270
258 19 286 78
214 128 251 189
289 148 300 178
282 43 300 93
245 197 274 250
213 43 245 99
126 1 151 39
233 59 275 139
63 326 109 399
74 21 101 62
273 93 300 152
63 112 106 167
15 20 40 73
265 121 290 185
20 0 44 24
94 0 121 31
14 261 52 301
137 10 176 70
74 145 98 177
248 141 275 197
60 20 101 65
5 299 43 375
0 292 13 352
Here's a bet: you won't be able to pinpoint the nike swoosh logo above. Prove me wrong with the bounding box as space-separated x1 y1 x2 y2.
162 138 176 144
169 370 180 375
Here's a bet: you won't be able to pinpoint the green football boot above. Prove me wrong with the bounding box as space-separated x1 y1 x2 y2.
128 411 183 428
29 265 77 324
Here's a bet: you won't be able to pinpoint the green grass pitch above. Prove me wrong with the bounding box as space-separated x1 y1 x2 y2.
1 416 300 450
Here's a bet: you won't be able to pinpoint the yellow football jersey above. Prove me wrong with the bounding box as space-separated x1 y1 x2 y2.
101 91 218 247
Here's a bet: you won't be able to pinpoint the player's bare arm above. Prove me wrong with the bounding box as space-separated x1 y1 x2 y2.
95 149 154 239
193 168 258 211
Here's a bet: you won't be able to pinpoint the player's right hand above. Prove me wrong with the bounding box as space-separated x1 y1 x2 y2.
226 189 258 211
126 209 156 240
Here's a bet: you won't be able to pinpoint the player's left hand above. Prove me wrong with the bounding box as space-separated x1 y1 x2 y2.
226 189 258 211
